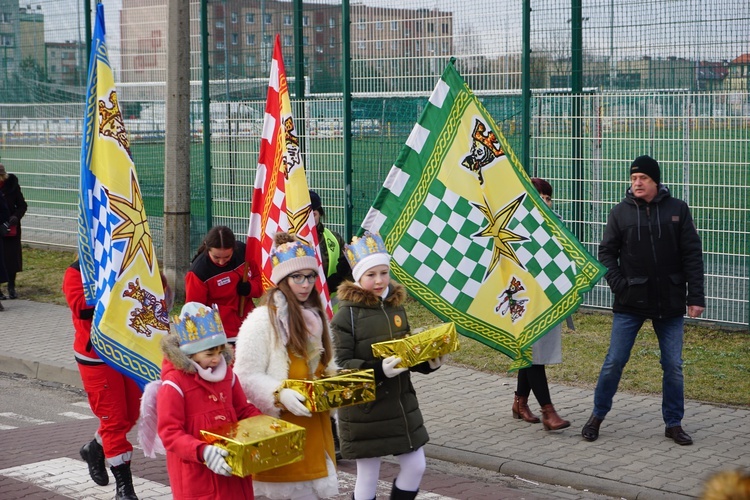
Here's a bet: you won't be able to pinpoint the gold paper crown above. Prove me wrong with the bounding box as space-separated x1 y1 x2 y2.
172 303 227 355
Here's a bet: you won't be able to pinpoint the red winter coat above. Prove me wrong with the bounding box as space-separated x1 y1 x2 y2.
157 334 262 500
185 242 262 339
62 261 102 364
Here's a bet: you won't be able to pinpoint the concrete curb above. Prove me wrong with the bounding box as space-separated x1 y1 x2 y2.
424 444 694 500
0 354 83 389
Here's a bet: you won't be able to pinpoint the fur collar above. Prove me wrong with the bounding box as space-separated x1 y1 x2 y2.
160 333 234 373
0 173 19 194
336 280 406 307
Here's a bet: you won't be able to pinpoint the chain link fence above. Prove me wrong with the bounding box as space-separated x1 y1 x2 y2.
0 0 747 326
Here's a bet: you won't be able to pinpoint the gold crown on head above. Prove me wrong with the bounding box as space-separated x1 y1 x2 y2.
172 302 227 355
345 231 392 282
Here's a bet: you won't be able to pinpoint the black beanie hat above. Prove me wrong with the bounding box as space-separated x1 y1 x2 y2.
630 155 660 184
309 190 324 216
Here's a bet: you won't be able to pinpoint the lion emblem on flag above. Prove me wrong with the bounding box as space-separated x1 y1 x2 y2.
282 116 302 178
98 90 132 157
123 278 170 337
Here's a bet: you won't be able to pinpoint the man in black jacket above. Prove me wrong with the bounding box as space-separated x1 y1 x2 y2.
582 155 705 446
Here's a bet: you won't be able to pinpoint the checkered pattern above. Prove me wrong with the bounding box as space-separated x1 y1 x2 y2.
507 194 576 304
392 183 493 309
247 35 331 317
362 61 605 363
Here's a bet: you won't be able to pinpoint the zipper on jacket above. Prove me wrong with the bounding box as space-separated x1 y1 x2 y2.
645 205 663 318
380 299 414 450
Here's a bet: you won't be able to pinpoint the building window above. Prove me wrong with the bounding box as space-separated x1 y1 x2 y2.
302 16 309 27
284 14 292 26
358 18 365 30
391 40 397 51
428 23 434 33
376 21 383 30
231 12 237 23
329 57 336 68
246 34 255 45
357 40 365 50
316 45 323 53
442 23 449 34
304 57 309 68
216 63 224 72
329 36 335 48
216 20 224 28
263 34 272 45
329 17 335 29
283 35 292 46
246 55 256 66
231 55 238 66
231 33 238 45
390 21 397 31
216 41 224 49
415 40 421 54
376 41 383 51
264 13 272 24
302 36 309 46
245 13 254 24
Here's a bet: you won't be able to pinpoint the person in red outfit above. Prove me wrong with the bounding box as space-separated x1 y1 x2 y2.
156 302 263 500
62 260 142 500
185 226 262 343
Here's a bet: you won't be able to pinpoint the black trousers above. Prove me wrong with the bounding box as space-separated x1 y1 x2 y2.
516 364 552 407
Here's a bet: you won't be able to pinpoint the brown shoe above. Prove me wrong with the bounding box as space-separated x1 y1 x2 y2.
512 392 540 423
582 414 603 441
665 426 693 445
540 404 570 431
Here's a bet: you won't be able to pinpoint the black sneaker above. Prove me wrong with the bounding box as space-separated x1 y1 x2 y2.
0 291 6 300
80 439 109 485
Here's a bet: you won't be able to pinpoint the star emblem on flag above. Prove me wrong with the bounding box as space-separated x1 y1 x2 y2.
109 172 155 273
473 193 529 277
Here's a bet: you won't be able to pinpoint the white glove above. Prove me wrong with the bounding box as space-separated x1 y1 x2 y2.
382 356 409 378
203 445 232 476
428 356 444 370
278 388 312 417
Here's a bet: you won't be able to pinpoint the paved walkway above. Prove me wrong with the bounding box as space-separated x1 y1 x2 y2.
1 299 748 499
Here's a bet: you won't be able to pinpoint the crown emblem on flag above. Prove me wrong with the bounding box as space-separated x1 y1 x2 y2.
345 232 392 282
172 303 227 355
471 120 502 156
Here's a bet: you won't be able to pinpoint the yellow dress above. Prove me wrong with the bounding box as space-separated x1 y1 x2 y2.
254 350 336 483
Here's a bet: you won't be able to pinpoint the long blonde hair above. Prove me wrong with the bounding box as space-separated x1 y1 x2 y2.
264 282 333 366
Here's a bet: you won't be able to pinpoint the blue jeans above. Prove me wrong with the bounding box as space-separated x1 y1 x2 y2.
593 312 685 427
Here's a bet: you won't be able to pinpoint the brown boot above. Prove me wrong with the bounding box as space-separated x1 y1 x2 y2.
512 392 540 423
541 404 570 431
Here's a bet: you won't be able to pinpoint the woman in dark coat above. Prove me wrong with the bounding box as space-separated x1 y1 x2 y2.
0 163 28 300
0 191 9 310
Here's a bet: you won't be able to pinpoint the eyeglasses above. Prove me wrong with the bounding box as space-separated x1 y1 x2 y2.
289 273 317 284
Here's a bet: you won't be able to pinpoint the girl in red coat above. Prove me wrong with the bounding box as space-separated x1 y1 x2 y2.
185 226 262 342
156 302 263 500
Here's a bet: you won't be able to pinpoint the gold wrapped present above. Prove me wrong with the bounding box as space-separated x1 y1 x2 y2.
371 322 459 368
281 369 376 412
200 415 305 477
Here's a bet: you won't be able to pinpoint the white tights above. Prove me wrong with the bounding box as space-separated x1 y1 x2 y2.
353 447 426 500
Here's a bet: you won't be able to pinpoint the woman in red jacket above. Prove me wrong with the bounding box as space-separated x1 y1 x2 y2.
185 226 262 343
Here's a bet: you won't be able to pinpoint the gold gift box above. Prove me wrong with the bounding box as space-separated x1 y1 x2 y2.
281 369 376 412
200 415 306 478
371 322 459 368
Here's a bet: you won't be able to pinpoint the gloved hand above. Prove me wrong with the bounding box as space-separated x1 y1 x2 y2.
203 445 232 476
278 388 312 417
428 356 444 370
8 216 18 226
382 356 408 378
236 281 251 296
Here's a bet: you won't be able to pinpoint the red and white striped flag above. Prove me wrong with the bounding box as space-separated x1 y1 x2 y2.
246 34 332 318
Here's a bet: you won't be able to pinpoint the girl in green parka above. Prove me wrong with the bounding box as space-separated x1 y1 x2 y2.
330 231 444 500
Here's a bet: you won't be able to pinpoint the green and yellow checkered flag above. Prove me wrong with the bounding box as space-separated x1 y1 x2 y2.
361 60 605 370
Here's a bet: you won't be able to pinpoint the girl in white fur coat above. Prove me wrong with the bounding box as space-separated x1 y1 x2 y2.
234 232 339 500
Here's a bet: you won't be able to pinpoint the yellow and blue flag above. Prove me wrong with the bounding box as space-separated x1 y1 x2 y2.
77 3 168 388
361 60 605 370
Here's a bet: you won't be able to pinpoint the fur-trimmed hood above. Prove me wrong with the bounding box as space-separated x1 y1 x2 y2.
160 332 234 374
336 280 407 308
